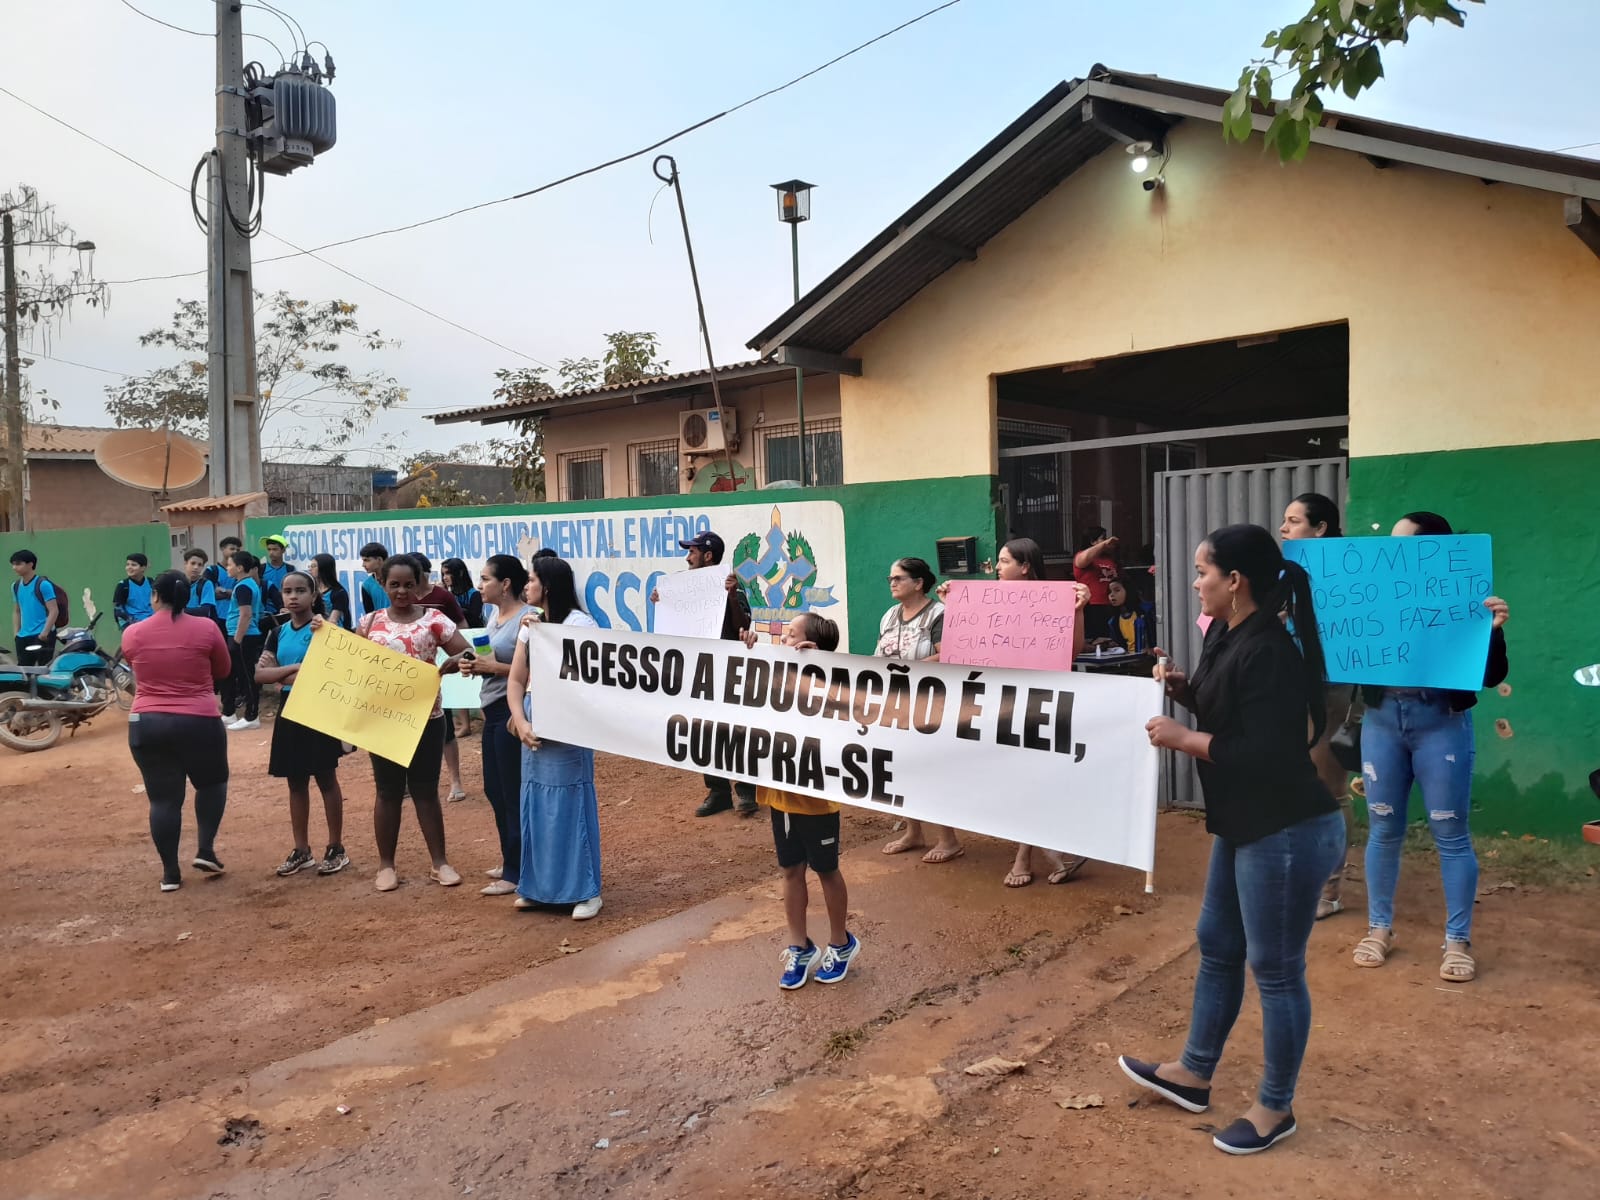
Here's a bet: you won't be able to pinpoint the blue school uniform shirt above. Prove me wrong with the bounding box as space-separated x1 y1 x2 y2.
185 577 219 617
360 574 388 616
11 575 59 637
260 561 292 614
118 577 153 625
226 577 263 637
266 618 314 695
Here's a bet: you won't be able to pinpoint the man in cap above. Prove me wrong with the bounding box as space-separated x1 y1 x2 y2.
259 533 295 619
672 530 756 817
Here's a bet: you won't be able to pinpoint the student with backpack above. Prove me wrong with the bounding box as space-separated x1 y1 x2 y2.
259 534 294 620
9 549 63 665
114 553 155 630
221 550 265 731
209 537 241 601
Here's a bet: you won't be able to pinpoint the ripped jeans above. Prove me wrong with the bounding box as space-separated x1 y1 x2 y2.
1361 692 1478 942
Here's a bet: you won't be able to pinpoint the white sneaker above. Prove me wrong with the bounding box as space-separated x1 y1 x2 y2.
485 866 503 880
572 896 603 920
229 718 260 731
480 879 517 896
222 717 243 729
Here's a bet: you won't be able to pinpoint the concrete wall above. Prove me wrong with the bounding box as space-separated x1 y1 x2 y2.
1 523 173 653
539 374 842 498
838 121 1600 481
26 459 206 532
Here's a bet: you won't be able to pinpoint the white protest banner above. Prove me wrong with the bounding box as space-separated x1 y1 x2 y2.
282 500 848 643
524 625 1161 871
652 565 729 639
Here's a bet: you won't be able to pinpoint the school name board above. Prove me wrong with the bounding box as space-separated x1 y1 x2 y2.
1282 534 1494 691
283 501 849 641
522 625 1161 871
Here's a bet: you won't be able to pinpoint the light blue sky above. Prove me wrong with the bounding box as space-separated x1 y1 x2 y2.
5 0 1595 464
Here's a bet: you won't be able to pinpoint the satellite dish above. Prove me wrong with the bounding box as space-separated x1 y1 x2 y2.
94 429 207 492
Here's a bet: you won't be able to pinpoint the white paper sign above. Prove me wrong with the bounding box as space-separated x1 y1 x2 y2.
652 566 731 639
523 625 1161 871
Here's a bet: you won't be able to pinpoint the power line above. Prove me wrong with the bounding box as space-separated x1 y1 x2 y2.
108 0 967 272
30 352 131 377
1555 139 1600 153
0 84 555 368
118 0 206 37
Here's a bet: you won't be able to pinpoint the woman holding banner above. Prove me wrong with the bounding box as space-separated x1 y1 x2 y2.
461 554 535 897
1124 523 1343 1155
1352 511 1509 984
334 555 473 893
878 557 964 865
1279 493 1358 920
506 555 604 919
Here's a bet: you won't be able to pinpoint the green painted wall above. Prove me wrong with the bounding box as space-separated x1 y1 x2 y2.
1349 440 1600 838
1 523 171 654
249 475 1002 656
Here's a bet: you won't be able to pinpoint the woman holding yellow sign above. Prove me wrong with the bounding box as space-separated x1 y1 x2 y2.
315 554 473 893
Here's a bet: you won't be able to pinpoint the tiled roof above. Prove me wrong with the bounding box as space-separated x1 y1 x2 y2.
26 424 212 456
432 359 773 424
160 491 268 514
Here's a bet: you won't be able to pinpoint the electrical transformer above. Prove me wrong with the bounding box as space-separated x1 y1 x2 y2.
247 67 337 175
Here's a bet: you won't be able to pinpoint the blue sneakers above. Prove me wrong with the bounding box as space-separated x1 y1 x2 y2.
779 941 819 989
1212 1114 1297 1155
814 933 861 984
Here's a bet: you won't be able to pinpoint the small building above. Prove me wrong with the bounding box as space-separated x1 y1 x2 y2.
264 461 375 516
435 359 843 498
24 425 209 530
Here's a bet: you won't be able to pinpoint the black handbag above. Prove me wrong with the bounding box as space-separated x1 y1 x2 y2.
1328 695 1362 774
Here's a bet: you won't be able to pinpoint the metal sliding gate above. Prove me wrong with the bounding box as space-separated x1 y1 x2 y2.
1153 458 1348 809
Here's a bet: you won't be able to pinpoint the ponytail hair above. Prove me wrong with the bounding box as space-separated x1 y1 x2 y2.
281 569 326 617
152 570 190 621
1290 492 1342 538
1400 510 1453 535
1204 523 1328 745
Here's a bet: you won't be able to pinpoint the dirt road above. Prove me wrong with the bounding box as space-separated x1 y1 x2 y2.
2 709 1597 1199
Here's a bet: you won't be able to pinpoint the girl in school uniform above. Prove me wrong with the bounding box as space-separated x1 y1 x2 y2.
256 571 349 877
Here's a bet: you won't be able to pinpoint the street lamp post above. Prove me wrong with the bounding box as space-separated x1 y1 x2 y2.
771 180 814 487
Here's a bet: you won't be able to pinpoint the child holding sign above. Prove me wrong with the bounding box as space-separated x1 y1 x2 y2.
326 555 473 893
740 613 862 989
256 571 349 877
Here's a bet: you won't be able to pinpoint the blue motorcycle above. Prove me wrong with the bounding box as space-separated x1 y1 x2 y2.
0 612 135 752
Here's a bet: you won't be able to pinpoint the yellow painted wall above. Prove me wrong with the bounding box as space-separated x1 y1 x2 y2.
540 374 841 497
840 123 1600 481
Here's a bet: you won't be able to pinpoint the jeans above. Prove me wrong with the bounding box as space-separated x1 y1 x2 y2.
1361 692 1478 943
221 635 264 720
1181 809 1344 1112
127 711 229 882
481 698 522 884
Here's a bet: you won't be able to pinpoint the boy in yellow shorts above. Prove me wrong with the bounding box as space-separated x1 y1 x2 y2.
745 612 861 990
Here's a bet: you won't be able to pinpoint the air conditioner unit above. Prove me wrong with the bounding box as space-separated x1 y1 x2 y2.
679 408 738 456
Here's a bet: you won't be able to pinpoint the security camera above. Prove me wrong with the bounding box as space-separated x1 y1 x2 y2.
1142 175 1165 193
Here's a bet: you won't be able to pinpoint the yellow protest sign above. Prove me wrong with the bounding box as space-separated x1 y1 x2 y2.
281 624 440 764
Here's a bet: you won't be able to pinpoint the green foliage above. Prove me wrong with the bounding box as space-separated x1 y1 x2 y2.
1232 1 1483 161
102 292 408 454
486 331 669 502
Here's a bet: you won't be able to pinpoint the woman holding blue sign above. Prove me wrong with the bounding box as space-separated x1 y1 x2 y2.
1123 523 1343 1156
1352 512 1510 984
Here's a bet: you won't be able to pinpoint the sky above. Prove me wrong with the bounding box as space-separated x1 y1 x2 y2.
4 0 1596 467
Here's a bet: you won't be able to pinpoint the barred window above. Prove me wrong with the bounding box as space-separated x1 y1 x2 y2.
755 417 842 488
560 449 606 501
629 439 680 497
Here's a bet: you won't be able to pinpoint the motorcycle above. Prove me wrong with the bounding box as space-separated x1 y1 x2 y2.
0 612 135 752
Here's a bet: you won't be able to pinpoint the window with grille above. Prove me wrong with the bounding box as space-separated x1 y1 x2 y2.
560 449 606 501
629 439 680 497
755 417 843 488
998 419 1071 556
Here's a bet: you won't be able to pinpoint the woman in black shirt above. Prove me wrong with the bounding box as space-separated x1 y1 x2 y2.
1118 524 1344 1156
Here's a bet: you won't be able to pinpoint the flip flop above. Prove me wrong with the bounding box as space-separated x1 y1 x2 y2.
1047 856 1088 884
1004 870 1033 888
882 838 926 856
921 846 965 865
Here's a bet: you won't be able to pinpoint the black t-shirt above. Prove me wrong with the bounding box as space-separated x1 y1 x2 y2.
721 584 751 641
1185 610 1336 843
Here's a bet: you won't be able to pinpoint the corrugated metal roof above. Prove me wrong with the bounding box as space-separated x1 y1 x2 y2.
25 424 212 456
432 359 779 425
161 491 267 513
748 65 1600 358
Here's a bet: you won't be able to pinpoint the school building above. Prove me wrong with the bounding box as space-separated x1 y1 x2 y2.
428 66 1600 835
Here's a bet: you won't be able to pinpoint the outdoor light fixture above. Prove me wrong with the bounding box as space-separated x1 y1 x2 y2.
771 179 814 225
1126 141 1154 174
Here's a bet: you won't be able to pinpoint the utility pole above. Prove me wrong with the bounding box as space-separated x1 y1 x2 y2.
1 212 23 530
208 0 262 497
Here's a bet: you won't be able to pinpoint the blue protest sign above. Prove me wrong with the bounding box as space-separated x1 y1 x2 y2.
1282 535 1494 690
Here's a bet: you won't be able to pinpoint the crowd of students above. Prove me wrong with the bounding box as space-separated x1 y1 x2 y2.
12 491 1508 1159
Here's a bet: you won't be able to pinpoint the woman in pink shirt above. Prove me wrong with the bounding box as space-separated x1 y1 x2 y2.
120 570 234 892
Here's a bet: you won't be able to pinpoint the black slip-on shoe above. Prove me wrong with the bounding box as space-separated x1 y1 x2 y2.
1212 1114 1297 1155
1117 1055 1211 1113
694 794 734 817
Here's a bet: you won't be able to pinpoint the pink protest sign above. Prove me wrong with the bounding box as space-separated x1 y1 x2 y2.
941 581 1077 670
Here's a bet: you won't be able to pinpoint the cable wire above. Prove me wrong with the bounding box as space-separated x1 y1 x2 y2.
0 84 554 368
112 0 967 271
118 0 207 36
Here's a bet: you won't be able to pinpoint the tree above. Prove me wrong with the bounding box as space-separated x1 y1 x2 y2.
483 331 669 501
103 291 408 456
1233 1 1483 162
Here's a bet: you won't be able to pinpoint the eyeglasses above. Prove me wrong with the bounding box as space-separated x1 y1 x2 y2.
887 574 909 584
